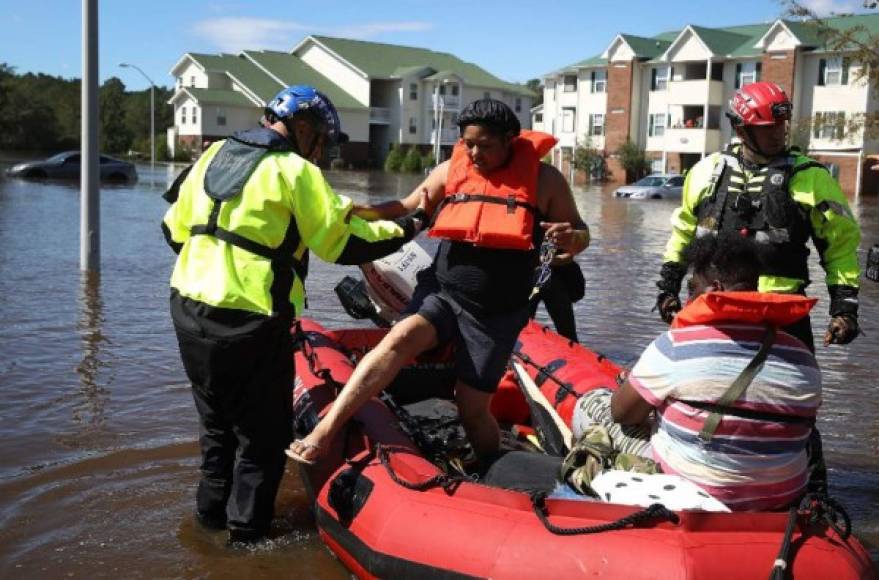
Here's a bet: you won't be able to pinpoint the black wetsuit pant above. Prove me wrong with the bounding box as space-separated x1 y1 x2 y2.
531 275 579 343
172 297 293 538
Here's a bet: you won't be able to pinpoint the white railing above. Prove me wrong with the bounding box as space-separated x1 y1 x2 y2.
663 128 721 153
432 95 461 110
369 107 391 124
431 129 459 144
667 79 724 106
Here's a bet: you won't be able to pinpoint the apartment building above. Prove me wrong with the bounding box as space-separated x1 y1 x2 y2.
167 35 534 165
539 14 879 195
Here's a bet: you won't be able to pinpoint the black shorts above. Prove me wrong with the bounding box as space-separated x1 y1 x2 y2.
405 272 530 393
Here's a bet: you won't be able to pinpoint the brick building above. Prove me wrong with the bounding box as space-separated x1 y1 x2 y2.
538 15 879 195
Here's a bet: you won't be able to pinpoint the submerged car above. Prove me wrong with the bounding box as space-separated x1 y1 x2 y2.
613 174 684 199
6 151 138 183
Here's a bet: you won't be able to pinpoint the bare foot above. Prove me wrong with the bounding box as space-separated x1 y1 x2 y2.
286 435 326 465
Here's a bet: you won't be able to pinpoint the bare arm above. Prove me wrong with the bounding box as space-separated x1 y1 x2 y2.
353 161 450 221
610 378 654 425
536 163 590 257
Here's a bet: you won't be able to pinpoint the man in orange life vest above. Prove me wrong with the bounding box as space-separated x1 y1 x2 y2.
287 99 590 463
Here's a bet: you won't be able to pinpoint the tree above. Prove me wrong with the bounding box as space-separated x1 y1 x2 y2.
573 136 607 181
779 1 879 138
526 78 543 107
384 144 404 172
615 139 650 183
401 146 423 173
99 77 133 153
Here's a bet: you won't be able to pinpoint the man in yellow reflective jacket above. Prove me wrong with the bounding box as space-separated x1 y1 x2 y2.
656 82 861 352
162 86 426 544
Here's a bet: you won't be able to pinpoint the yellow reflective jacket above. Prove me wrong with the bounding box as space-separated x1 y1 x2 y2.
163 136 407 317
663 148 861 293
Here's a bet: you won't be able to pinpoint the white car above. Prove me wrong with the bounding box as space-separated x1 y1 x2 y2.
613 174 684 200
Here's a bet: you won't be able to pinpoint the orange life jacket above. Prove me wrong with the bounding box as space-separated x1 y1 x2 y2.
672 291 817 329
429 130 557 250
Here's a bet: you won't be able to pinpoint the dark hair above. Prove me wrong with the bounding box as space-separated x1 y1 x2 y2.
683 232 763 290
457 98 521 137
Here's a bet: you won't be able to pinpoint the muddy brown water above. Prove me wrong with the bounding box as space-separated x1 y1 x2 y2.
0 155 876 577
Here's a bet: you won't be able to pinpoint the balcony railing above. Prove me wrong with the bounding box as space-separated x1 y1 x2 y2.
431 128 459 144
369 107 391 124
431 95 461 110
667 79 724 106
662 128 721 153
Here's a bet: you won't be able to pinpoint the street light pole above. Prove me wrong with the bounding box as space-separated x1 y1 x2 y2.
119 62 156 178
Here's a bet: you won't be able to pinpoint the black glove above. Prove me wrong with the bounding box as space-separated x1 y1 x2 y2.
656 292 682 324
655 261 687 324
824 314 860 345
825 285 860 345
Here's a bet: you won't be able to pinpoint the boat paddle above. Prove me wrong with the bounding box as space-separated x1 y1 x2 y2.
512 361 573 456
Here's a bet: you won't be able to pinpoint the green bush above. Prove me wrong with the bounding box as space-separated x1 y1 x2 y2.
384 144 404 172
421 150 436 170
615 139 650 183
573 136 607 181
401 147 423 173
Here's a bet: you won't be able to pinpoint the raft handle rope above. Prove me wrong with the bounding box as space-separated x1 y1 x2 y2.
530 492 679 536
769 493 852 580
510 349 583 402
377 444 473 494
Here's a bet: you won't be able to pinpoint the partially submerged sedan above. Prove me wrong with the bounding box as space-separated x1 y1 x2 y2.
613 174 683 199
7 151 138 183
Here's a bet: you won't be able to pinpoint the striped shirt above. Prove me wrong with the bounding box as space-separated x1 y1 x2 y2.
629 323 821 511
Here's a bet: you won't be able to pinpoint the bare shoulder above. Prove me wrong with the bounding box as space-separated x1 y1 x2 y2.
537 162 569 194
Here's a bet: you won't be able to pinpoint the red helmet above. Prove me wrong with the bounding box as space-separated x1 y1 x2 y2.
727 81 792 127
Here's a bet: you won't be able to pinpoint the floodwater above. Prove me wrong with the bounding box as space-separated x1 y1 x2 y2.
0 154 876 578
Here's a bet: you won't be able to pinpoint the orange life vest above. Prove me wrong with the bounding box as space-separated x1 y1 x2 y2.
429 130 557 250
671 291 817 329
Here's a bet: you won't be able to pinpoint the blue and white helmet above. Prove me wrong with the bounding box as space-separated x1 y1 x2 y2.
266 85 348 144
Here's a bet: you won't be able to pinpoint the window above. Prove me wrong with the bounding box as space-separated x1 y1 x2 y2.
813 111 846 140
192 107 198 125
439 84 446 96
409 117 417 135
648 113 667 137
217 109 226 126
450 84 459 96
562 108 576 133
826 163 840 180
190 75 196 87
819 57 849 86
666 176 685 186
735 61 762 89
563 75 577 92
181 106 187 124
409 83 418 100
588 113 604 136
515 97 522 113
535 112 543 123
591 70 607 93
651 67 669 91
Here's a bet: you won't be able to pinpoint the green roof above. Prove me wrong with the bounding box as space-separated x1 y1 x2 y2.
188 53 282 103
619 34 672 59
181 87 256 107
391 65 437 78
311 35 535 97
689 25 754 56
242 50 365 109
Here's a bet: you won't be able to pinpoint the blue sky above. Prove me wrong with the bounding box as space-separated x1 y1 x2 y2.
0 0 872 91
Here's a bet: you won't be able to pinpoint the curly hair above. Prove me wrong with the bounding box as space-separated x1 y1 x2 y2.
683 232 764 291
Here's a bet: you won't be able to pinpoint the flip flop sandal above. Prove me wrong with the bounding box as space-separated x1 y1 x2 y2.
285 440 321 465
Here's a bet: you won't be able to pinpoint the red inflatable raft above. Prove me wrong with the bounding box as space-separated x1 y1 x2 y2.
291 318 877 579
